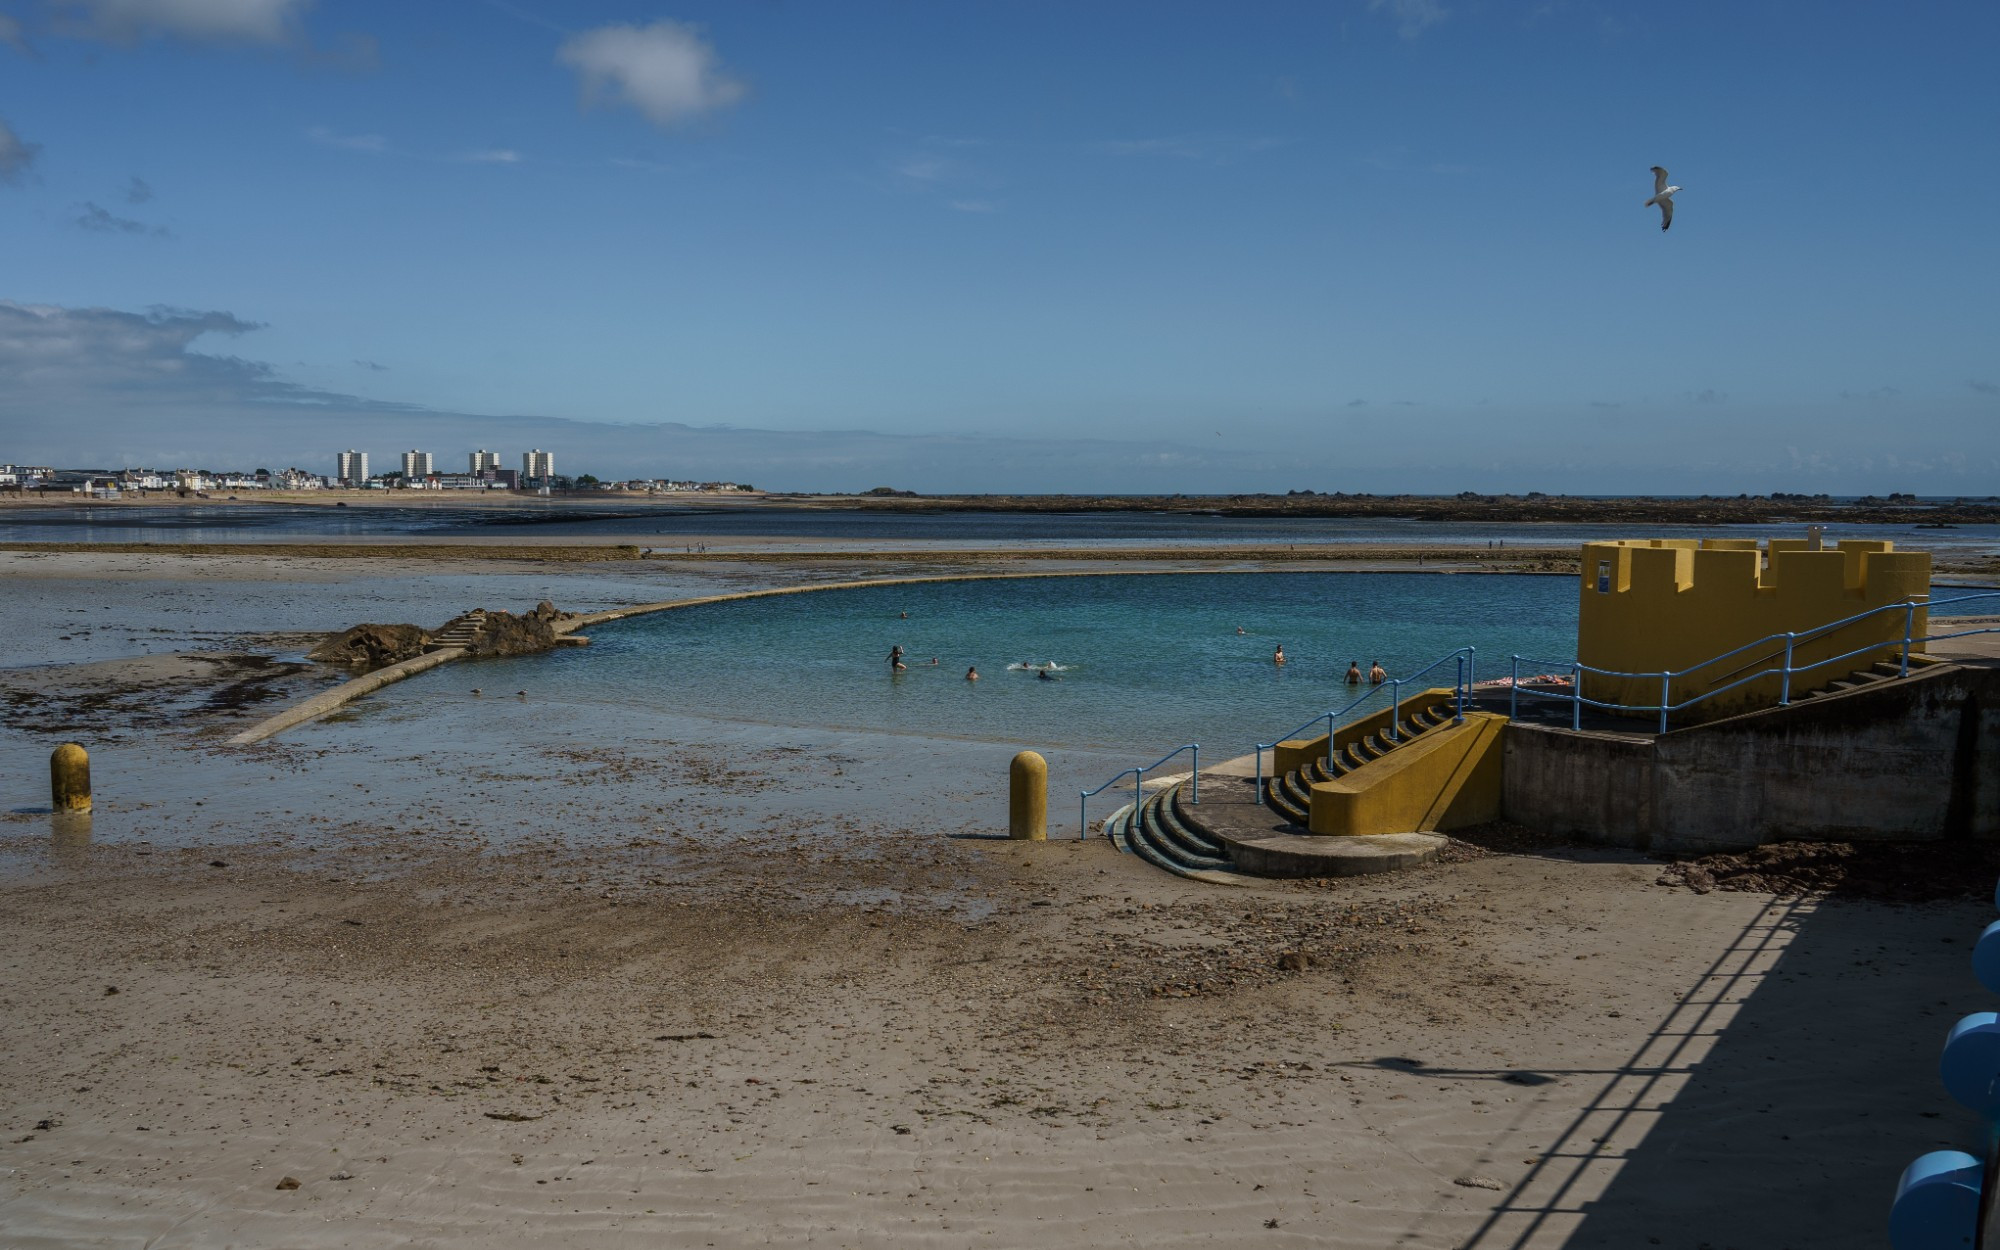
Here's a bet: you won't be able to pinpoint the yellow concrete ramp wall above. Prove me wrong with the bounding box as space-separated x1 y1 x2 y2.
1274 687 1455 777
1307 713 1507 837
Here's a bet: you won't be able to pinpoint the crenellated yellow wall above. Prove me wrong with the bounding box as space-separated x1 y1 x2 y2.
1576 538 1930 722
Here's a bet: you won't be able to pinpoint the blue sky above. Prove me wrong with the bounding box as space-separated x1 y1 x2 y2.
1 0 1995 492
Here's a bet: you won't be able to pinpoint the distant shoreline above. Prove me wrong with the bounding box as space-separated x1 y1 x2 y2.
2 489 1997 526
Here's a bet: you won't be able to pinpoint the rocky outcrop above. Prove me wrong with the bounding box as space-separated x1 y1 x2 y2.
308 623 429 668
467 610 557 657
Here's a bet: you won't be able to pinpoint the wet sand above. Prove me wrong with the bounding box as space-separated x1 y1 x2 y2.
1 541 1989 1246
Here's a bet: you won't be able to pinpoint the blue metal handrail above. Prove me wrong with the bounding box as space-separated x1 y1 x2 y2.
1079 743 1199 840
1505 590 2000 732
1251 647 1475 806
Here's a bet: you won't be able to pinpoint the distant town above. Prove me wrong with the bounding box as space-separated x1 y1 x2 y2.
0 449 756 498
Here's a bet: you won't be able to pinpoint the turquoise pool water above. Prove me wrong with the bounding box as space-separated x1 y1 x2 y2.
435 571 1581 755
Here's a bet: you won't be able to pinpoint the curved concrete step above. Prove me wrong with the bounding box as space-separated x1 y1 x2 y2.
1264 778 1310 825
1184 774 1445 879
1151 786 1232 865
1135 792 1233 873
1119 788 1244 884
1104 802 1138 854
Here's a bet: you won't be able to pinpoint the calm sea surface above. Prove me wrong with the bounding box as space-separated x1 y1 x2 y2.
4 503 1999 553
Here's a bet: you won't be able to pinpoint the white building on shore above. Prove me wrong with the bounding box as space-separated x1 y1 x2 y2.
400 449 434 480
336 450 369 485
523 448 554 481
470 449 501 473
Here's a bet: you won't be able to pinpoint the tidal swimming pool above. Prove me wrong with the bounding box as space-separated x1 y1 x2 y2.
419 571 1582 756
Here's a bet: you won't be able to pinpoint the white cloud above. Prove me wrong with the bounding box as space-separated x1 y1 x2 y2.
54 0 312 45
557 20 746 130
0 118 40 184
307 125 386 154
1369 0 1447 38
459 148 523 164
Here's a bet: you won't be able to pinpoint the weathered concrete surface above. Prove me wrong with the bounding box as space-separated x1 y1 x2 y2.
1503 662 2000 851
1186 776 1446 877
227 646 467 746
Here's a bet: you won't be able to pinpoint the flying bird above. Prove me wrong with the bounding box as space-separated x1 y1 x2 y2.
1645 166 1681 231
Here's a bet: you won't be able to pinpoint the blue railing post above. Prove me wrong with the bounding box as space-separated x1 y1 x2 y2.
1254 745 1265 806
1191 745 1200 805
1658 671 1671 734
1079 791 1087 839
1389 679 1402 740
1903 601 1915 676
1571 664 1582 731
1325 713 1335 769
1456 655 1466 722
1780 632 1796 705
1467 646 1476 702
1509 655 1520 721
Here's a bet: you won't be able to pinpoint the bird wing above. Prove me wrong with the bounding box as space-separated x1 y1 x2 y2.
1651 166 1669 195
1659 198 1673 231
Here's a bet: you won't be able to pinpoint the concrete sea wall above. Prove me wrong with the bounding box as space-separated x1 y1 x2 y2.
1503 664 2000 851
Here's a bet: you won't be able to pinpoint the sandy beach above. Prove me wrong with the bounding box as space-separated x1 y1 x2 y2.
2 539 1991 1247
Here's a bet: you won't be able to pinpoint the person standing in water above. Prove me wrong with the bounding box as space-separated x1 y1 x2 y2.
1273 644 1286 665
1369 660 1387 685
1346 661 1362 685
889 645 907 672
965 666 980 681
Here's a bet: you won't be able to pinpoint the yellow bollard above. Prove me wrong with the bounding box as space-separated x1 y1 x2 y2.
1009 751 1047 841
51 742 91 814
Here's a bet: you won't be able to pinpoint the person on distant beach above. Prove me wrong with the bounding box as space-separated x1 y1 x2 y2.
1369 661 1387 685
1273 645 1286 665
965 666 980 681
1346 661 1362 685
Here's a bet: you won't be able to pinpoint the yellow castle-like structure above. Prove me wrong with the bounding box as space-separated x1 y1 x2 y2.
1576 537 1931 721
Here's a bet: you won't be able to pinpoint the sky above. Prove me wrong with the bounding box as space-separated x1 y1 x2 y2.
0 0 1995 494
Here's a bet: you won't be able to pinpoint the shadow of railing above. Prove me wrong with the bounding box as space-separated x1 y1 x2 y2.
1369 892 1980 1248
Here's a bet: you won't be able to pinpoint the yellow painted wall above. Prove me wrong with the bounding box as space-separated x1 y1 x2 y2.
1576 538 1930 722
1307 713 1506 836
1273 687 1457 777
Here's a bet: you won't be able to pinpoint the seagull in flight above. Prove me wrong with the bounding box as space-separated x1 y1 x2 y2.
1645 166 1681 232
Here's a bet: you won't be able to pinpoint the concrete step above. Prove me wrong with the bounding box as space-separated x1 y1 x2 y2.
1185 774 1446 879
1137 788 1234 872
1120 787 1243 883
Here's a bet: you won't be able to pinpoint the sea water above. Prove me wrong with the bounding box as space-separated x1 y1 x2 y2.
407 571 1581 755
